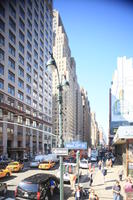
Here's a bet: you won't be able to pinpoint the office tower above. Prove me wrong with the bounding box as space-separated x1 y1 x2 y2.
109 56 133 145
53 10 77 145
0 0 54 159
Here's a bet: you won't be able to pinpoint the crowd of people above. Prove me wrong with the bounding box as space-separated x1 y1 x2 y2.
73 158 133 200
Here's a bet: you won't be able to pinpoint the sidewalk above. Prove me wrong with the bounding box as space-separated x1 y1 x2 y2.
67 165 127 200
92 165 126 200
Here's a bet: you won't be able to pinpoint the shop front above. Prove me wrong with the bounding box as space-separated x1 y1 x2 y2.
113 126 133 177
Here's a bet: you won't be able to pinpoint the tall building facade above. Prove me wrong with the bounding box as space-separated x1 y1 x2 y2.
75 83 83 141
52 10 77 145
91 112 99 147
109 56 133 145
0 0 55 159
81 88 91 147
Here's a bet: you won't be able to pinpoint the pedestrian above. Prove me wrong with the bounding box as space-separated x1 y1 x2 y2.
70 173 77 190
75 185 81 200
124 177 133 200
112 180 121 200
88 169 93 186
89 189 99 200
118 167 123 181
49 179 55 196
102 167 107 183
98 160 102 170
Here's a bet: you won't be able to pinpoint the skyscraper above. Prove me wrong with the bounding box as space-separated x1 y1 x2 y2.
0 0 55 159
53 10 77 145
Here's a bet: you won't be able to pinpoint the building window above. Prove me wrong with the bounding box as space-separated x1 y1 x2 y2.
27 19 32 31
39 95 43 103
9 3 16 19
27 8 32 20
34 50 38 60
8 70 15 82
19 54 24 65
26 74 31 83
33 100 37 109
27 51 32 62
0 34 5 46
0 79 4 89
34 29 38 40
0 19 5 32
0 3 5 17
26 118 30 125
40 39 44 48
33 80 37 89
0 49 4 61
27 0 32 8
40 58 43 67
9 17 16 31
34 0 38 10
33 90 37 98
18 116 23 123
34 19 38 30
0 64 4 75
19 6 25 20
40 21 44 31
8 84 15 96
19 0 25 8
34 9 38 20
19 42 24 54
40 30 44 40
27 30 32 41
33 70 38 79
27 63 31 73
26 96 31 105
34 60 38 69
26 84 31 94
9 44 15 57
18 90 24 100
18 66 24 77
9 30 16 44
34 39 38 49
27 40 32 51
19 18 25 30
18 78 24 89
19 30 25 42
40 48 43 57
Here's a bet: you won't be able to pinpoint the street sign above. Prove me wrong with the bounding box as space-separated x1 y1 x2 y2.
52 148 68 156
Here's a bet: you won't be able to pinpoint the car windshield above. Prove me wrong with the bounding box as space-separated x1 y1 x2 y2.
18 182 38 192
41 161 49 164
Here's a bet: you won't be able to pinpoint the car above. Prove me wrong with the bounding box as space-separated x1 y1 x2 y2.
6 161 24 172
38 161 55 170
0 168 11 178
30 160 40 168
80 159 89 169
0 182 7 195
15 173 60 200
56 163 82 183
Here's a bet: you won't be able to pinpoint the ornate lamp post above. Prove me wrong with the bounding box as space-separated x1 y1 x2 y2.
46 53 69 200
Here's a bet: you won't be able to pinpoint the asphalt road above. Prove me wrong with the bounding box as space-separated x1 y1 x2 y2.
0 162 96 199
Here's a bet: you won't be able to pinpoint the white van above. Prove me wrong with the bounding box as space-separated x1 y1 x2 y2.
45 154 59 163
30 155 46 168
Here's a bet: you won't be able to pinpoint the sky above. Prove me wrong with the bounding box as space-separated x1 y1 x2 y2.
53 0 133 140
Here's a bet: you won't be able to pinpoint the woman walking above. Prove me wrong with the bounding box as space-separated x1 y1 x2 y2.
112 180 121 200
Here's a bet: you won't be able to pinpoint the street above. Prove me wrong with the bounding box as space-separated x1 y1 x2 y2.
0 163 129 200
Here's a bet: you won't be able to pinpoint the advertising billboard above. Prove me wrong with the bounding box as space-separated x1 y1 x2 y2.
65 141 87 150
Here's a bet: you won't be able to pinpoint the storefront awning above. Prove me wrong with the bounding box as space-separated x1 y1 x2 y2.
113 126 133 145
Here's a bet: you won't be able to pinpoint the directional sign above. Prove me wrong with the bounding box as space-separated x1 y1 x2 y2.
52 148 68 156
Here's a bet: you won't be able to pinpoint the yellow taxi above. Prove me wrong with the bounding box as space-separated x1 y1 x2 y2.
0 168 11 178
38 161 55 170
6 161 24 172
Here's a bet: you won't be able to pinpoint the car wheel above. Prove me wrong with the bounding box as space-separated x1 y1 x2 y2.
6 172 10 177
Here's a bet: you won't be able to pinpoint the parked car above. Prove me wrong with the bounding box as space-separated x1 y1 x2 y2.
6 161 24 172
15 173 60 200
38 161 55 170
0 168 11 178
80 159 89 169
0 182 7 195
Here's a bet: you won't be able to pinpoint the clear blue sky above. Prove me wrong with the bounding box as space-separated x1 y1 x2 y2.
53 0 133 139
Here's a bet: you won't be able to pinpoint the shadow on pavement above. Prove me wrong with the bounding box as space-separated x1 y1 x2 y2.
0 175 17 182
64 186 74 200
79 175 90 183
105 186 112 190
106 179 116 183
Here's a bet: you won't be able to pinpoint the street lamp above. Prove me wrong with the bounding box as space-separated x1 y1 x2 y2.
46 53 69 200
